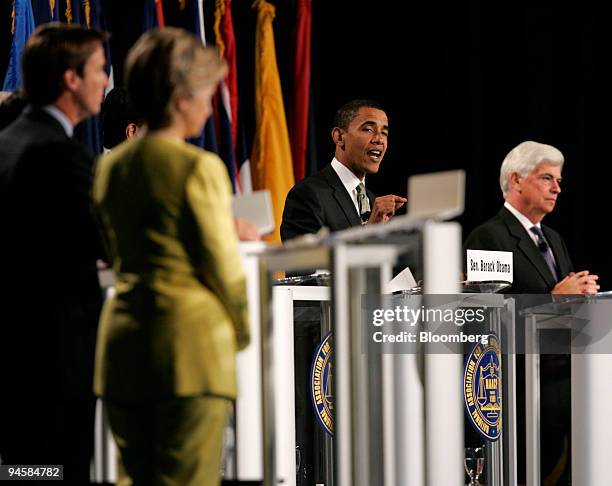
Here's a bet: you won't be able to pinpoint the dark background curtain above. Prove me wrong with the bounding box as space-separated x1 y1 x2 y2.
2 0 610 287
306 1 611 289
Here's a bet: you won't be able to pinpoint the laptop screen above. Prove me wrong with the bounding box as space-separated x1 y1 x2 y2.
407 169 465 220
232 189 275 235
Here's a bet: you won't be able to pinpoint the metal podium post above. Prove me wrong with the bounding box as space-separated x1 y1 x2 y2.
523 293 612 486
257 217 468 486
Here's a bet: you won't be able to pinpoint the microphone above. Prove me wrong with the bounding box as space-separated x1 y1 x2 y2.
360 211 371 223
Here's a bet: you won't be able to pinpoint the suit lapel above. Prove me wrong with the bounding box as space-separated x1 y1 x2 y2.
500 208 557 288
321 165 361 227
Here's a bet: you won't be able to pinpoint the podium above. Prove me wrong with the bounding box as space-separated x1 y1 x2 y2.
522 292 612 486
93 223 524 486
257 218 468 486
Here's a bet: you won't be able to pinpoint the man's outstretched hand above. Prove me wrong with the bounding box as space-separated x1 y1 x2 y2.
368 195 407 224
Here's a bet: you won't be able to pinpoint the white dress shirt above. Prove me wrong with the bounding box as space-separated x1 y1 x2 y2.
43 105 74 137
331 157 365 216
504 201 541 246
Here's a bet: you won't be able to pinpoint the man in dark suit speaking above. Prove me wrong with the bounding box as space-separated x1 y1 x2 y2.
464 140 599 484
280 99 406 241
0 24 108 481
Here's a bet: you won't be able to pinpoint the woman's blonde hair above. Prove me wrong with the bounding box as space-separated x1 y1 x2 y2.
124 27 227 129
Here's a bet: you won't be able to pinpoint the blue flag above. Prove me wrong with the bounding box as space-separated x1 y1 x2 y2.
31 0 60 25
2 0 36 91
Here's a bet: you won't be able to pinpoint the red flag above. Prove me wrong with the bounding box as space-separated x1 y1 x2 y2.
156 0 165 27
289 0 311 182
215 0 238 154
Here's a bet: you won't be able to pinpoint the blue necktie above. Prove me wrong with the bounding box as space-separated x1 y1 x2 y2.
530 226 559 281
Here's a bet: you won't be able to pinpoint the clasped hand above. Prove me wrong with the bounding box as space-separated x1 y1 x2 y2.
552 270 600 295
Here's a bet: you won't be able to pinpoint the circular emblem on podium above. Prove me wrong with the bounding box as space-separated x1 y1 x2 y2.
310 332 334 436
464 334 502 441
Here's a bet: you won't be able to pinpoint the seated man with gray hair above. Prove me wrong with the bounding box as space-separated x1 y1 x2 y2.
465 140 598 294
464 140 599 484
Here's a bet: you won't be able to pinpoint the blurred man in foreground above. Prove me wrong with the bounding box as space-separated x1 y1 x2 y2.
0 23 109 482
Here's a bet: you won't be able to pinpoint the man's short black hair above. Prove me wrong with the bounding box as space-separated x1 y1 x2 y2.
102 87 141 149
333 99 386 130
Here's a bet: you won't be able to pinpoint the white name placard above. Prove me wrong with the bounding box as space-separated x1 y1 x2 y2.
466 250 513 283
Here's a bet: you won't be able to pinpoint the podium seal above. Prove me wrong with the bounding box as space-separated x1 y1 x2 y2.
310 332 334 436
464 333 502 441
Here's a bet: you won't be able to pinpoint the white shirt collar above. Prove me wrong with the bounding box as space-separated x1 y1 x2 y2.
331 157 364 213
43 105 74 137
504 201 540 245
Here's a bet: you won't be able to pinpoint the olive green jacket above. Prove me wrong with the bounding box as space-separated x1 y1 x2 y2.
92 136 249 401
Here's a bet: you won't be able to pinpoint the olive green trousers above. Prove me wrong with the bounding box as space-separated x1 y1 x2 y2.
106 396 229 486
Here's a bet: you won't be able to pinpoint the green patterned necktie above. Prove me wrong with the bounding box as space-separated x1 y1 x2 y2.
356 183 371 223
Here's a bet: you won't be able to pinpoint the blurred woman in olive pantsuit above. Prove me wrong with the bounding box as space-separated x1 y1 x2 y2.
92 28 249 486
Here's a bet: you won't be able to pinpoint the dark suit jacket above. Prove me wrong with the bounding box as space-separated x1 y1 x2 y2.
280 163 376 241
464 206 574 482
464 207 573 294
0 107 103 397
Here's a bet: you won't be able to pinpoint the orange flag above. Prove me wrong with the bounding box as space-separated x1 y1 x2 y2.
251 0 295 243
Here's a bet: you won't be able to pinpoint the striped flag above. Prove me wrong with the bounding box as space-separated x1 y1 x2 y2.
2 0 35 91
214 0 238 156
214 0 251 193
251 0 295 242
